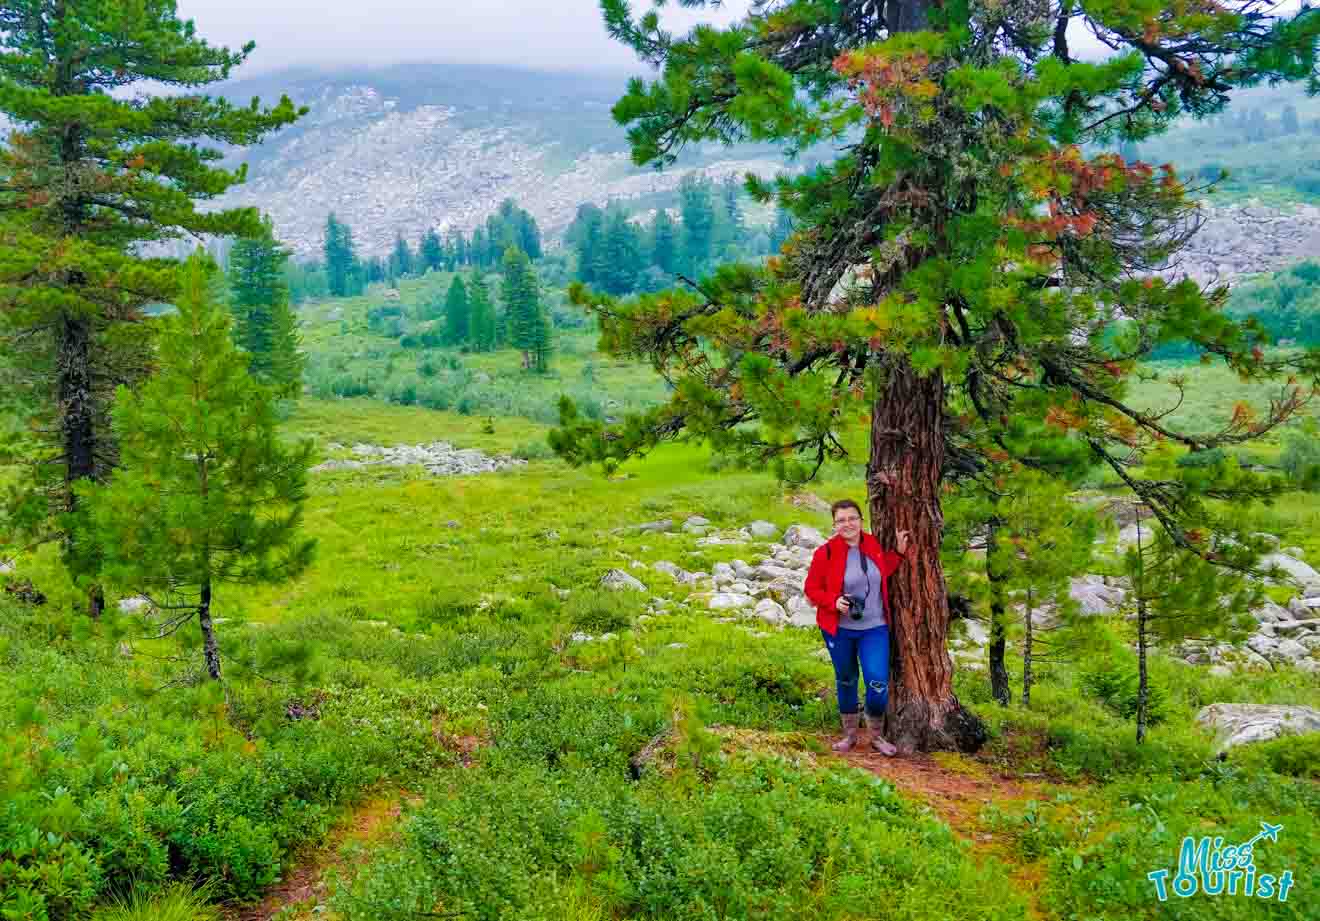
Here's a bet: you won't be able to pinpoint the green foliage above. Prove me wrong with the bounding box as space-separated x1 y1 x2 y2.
443 275 470 347
1235 731 1320 779
79 253 315 678
227 217 304 398
0 0 303 595
323 213 362 297
1080 661 1171 727
1280 419 1320 489
90 883 222 921
502 246 552 373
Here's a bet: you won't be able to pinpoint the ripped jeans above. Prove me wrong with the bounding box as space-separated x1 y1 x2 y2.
820 625 890 718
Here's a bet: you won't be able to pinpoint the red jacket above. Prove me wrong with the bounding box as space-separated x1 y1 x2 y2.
804 532 904 636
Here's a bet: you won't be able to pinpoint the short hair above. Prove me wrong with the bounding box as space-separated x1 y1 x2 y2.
830 499 863 522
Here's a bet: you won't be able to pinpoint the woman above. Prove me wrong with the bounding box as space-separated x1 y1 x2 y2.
804 499 908 756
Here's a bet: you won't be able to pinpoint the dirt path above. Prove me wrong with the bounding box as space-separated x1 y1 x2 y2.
836 739 1057 920
224 789 418 921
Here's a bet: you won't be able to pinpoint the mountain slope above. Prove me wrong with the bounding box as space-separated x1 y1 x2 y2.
213 61 788 258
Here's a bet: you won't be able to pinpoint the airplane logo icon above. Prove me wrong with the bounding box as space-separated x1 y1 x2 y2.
1241 821 1283 850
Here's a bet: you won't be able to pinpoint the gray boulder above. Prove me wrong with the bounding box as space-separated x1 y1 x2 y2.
1254 601 1288 624
682 516 711 534
753 598 788 626
1069 575 1126 616
1261 552 1320 585
731 559 757 581
786 595 818 627
119 596 150 615
749 520 780 539
782 525 826 550
1273 619 1320 636
601 569 647 592
712 562 736 584
1196 703 1320 750
637 519 675 533
707 592 755 611
1271 638 1310 664
755 562 799 583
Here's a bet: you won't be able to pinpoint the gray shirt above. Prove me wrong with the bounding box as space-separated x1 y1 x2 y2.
841 546 886 630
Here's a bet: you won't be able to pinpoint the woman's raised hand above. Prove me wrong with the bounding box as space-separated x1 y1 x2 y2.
895 529 910 555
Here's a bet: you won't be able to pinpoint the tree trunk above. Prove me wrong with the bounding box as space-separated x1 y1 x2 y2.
870 357 986 753
1022 587 1034 708
58 310 106 619
198 579 221 680
985 518 1011 707
1136 607 1149 743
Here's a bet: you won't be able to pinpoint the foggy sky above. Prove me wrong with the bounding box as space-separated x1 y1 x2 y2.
175 0 750 76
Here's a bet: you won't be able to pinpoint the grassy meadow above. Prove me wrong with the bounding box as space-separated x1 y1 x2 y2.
2 380 1318 920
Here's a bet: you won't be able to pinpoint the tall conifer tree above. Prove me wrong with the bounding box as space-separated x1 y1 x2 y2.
0 0 302 616
561 0 1320 751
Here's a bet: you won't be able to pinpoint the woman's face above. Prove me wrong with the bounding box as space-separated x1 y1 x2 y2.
833 507 863 542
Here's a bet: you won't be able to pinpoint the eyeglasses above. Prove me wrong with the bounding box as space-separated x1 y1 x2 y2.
834 516 862 525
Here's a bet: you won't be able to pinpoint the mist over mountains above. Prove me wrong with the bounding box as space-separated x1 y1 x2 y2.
211 61 793 258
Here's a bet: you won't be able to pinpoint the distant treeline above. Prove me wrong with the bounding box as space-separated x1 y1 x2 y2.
567 174 791 296
1151 260 1320 359
287 199 542 302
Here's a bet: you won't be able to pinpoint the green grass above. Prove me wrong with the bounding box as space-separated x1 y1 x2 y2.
3 355 1320 920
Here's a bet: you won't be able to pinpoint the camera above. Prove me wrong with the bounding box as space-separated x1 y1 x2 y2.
844 594 866 620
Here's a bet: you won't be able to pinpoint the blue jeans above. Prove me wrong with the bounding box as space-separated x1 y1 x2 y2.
820 625 890 717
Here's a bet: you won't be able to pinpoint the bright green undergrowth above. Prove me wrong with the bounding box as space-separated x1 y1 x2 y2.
2 398 1319 921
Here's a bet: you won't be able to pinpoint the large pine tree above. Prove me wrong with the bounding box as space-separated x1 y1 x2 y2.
559 0 1320 751
80 253 315 680
0 0 302 616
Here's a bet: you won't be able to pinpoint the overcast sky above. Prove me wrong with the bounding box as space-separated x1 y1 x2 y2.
176 0 751 76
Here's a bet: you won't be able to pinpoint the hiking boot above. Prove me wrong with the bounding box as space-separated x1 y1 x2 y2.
870 730 898 757
832 712 861 752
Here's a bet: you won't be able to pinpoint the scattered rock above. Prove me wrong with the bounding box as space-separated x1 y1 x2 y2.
786 595 818 627
707 593 755 611
782 525 826 550
311 441 525 476
666 642 688 650
1261 552 1320 586
637 519 675 533
682 516 711 534
748 520 779 539
712 562 736 584
731 559 756 581
569 631 593 644
1270 637 1311 664
0 558 13 575
600 570 647 592
1196 703 1320 750
1069 575 1126 616
753 598 788 625
1254 601 1288 623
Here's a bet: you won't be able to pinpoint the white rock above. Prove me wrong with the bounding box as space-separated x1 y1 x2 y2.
1261 552 1320 585
118 597 150 614
786 595 818 627
0 558 13 575
731 559 756 581
1274 619 1320 636
729 582 751 595
748 520 779 539
755 563 799 582
1069 575 1126 616
1296 658 1320 674
1271 638 1310 663
1246 634 1278 659
637 519 675 533
1298 635 1320 652
1208 665 1233 678
713 562 736 584
682 516 711 534
753 598 788 625
1255 602 1288 623
569 632 594 644
1196 703 1320 750
667 642 688 650
600 569 647 592
707 593 755 611
652 561 687 581
782 525 826 550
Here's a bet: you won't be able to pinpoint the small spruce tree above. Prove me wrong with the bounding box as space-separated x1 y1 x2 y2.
80 253 315 680
445 276 471 347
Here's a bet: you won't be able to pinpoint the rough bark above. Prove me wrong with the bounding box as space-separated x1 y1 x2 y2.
985 518 1012 707
870 356 986 753
199 579 221 681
